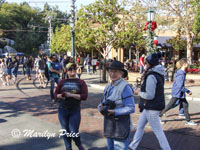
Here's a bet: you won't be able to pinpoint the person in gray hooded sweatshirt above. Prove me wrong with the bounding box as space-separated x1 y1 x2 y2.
129 53 171 150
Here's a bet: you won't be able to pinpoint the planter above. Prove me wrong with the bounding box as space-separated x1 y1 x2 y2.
186 68 200 73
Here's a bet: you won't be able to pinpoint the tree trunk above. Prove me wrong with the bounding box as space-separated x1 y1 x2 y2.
186 29 193 64
135 49 139 72
100 58 106 82
170 49 176 82
101 48 107 83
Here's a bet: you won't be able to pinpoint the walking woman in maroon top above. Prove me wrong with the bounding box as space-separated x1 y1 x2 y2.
54 63 88 150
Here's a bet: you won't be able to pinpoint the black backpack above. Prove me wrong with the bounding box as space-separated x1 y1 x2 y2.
44 63 50 81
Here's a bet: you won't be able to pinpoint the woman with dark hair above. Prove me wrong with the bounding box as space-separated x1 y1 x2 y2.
38 55 46 88
129 53 171 150
54 63 88 150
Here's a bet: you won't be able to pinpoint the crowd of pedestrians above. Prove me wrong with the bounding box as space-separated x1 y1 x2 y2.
0 53 20 85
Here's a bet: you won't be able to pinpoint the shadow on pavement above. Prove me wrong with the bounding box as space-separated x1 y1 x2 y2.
80 131 107 150
0 118 7 123
0 137 62 150
2 94 58 117
129 128 200 150
0 102 24 118
88 147 106 150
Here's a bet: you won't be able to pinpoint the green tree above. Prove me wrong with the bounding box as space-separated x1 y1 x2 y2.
166 29 187 81
0 0 5 6
41 3 69 31
0 3 46 54
79 0 123 58
75 7 96 54
157 0 199 64
0 2 69 55
77 0 124 81
192 0 200 45
121 0 146 69
50 24 71 54
0 38 6 48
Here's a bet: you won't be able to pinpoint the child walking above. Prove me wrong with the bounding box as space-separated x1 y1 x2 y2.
159 58 197 126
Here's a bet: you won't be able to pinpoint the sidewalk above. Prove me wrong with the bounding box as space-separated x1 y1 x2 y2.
0 70 200 150
81 71 200 101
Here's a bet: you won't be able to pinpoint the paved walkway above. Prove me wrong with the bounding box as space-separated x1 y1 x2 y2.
0 69 200 150
82 70 200 101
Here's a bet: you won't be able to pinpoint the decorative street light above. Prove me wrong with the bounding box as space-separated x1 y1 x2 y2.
147 8 155 22
70 0 76 62
144 8 158 55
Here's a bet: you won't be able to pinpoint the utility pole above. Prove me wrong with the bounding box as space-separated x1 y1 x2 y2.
70 0 76 61
47 16 52 53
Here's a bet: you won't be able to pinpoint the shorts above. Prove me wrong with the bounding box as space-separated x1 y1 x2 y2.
7 68 12 75
0 71 6 78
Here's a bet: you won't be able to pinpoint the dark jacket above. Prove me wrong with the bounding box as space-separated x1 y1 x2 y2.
139 65 165 111
171 69 190 99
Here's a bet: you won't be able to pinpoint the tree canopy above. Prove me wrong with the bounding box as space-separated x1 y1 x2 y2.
0 2 69 55
50 0 146 60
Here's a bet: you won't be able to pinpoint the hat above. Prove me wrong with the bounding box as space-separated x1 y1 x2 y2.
107 60 128 78
146 53 159 66
66 63 76 70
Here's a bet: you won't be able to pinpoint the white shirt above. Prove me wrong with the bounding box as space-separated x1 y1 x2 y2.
91 59 97 66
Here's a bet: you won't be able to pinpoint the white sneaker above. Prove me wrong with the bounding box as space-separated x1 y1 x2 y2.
128 146 134 150
178 115 185 119
128 142 135 150
185 121 198 126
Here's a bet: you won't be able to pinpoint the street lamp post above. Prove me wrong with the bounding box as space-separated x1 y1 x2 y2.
145 8 158 55
70 0 76 62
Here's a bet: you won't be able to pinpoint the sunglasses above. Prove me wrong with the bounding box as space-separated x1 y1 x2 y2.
68 67 77 71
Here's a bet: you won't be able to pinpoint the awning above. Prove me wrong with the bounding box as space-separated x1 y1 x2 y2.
17 52 24 56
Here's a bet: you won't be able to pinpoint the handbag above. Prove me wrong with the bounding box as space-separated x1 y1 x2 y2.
104 115 130 139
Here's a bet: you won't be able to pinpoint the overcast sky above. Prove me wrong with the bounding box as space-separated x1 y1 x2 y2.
6 0 96 12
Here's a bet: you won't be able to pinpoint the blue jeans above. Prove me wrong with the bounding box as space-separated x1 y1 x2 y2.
107 135 130 150
139 66 143 74
86 65 90 74
26 67 31 76
7 68 12 75
13 67 18 77
50 77 60 100
58 105 81 150
77 74 81 79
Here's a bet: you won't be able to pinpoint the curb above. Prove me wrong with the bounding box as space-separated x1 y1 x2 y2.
165 95 200 102
87 83 200 102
